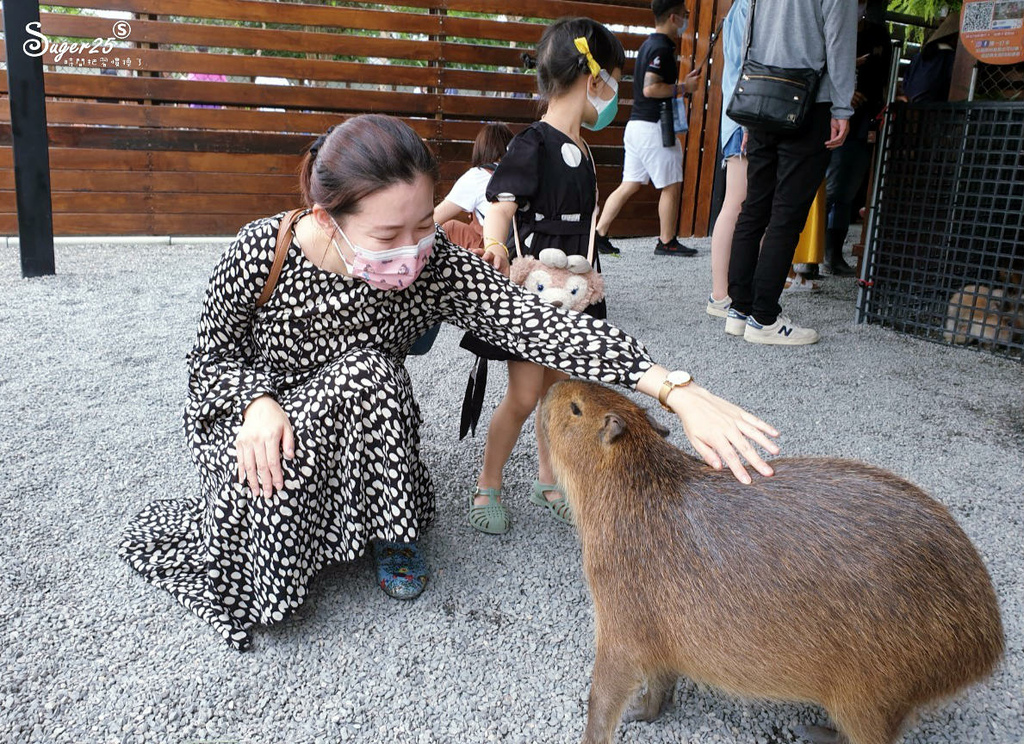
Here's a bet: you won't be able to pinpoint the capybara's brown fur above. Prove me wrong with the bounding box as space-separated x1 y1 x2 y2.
539 381 1004 744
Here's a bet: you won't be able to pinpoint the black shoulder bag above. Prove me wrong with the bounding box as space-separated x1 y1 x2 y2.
725 0 823 132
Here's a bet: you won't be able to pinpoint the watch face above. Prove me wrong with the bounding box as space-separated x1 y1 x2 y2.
667 370 691 386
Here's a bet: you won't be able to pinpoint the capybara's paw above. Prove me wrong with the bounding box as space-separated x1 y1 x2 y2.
620 686 668 723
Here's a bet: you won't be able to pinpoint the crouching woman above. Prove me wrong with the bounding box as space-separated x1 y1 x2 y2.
118 114 778 650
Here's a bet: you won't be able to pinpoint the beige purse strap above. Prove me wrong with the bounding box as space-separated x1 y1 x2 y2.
509 140 600 266
582 140 598 267
510 204 524 260
256 207 305 308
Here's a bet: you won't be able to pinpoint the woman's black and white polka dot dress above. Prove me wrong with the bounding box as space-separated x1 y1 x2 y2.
118 212 654 650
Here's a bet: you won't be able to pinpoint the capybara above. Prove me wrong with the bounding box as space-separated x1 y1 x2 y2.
538 380 1004 744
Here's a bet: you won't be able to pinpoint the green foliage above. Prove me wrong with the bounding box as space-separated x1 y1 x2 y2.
887 0 961 21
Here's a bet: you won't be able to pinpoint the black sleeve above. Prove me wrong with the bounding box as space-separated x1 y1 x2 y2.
485 126 543 208
185 217 280 425
645 44 678 86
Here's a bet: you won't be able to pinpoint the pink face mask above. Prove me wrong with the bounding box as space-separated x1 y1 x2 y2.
331 219 434 291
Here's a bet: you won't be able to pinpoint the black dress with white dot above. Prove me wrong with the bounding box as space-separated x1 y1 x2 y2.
118 212 654 650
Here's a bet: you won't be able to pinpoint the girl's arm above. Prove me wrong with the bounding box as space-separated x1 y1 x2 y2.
432 199 465 226
480 200 515 275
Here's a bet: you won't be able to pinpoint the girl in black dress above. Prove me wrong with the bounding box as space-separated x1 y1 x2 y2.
468 18 628 534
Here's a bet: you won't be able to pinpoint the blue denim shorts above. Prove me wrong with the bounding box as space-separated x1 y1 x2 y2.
721 128 745 166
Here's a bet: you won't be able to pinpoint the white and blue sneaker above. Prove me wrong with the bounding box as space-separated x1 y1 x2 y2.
725 307 749 336
743 314 819 345
706 294 732 318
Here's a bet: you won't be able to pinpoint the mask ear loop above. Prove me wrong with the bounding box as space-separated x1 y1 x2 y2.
316 209 342 267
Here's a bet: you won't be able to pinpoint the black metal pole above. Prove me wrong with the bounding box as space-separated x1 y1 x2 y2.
3 0 55 277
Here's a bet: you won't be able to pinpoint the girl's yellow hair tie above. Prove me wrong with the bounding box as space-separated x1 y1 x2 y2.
573 37 602 78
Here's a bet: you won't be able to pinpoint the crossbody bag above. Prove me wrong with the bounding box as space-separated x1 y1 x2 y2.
725 0 823 132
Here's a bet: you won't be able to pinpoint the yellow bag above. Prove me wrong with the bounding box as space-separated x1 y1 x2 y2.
793 181 826 265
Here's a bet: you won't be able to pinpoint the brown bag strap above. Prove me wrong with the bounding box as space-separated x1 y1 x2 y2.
256 208 305 307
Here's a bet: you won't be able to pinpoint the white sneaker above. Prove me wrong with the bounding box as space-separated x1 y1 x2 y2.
743 315 820 345
706 294 732 317
725 308 748 336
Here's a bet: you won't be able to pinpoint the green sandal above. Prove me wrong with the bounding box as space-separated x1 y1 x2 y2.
469 486 511 535
529 480 574 526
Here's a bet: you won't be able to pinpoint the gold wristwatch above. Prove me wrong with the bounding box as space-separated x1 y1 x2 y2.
658 370 693 411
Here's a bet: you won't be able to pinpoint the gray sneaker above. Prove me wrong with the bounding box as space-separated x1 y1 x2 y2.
706 294 731 318
743 315 820 345
725 308 748 335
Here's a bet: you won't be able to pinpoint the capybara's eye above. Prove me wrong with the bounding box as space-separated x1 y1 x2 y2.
570 402 581 416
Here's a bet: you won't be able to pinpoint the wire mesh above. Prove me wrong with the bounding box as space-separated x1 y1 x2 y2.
860 101 1024 361
976 62 1024 102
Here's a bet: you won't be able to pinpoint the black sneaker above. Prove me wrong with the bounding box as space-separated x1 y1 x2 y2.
594 233 619 256
654 238 698 256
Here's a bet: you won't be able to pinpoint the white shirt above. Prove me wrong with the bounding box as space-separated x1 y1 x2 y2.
445 167 494 223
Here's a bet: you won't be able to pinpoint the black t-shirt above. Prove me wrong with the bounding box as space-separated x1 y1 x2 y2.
631 32 678 122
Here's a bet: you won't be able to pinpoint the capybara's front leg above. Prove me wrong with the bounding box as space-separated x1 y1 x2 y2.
793 724 845 744
621 672 676 723
581 647 642 744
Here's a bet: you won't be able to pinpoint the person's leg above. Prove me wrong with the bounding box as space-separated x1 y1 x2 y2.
728 128 778 318
599 121 649 240
824 137 870 274
710 156 748 302
441 218 483 253
476 360 546 498
646 132 693 255
749 104 833 325
597 180 643 235
534 367 569 498
657 181 682 244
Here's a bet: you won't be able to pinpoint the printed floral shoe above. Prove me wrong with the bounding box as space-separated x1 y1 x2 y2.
372 540 428 600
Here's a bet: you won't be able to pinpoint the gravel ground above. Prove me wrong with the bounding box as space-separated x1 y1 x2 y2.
1 234 1021 744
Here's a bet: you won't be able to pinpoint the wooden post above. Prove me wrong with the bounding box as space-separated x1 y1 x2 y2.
2 0 55 277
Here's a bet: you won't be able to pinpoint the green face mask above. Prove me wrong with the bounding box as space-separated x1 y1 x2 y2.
583 69 619 132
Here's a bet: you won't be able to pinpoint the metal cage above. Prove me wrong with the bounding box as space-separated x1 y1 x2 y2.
859 101 1024 361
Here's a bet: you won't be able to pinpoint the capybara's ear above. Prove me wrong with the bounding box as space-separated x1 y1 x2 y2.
600 413 626 444
645 412 670 438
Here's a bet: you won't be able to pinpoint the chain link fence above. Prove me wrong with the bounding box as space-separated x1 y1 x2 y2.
858 101 1024 361
976 61 1024 102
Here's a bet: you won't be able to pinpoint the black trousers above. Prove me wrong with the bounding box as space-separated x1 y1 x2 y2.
728 103 833 324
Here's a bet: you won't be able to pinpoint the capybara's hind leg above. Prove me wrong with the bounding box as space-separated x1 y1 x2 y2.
830 702 907 744
582 648 643 744
621 672 676 723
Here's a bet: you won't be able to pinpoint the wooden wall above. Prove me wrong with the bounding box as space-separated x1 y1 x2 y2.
0 0 730 238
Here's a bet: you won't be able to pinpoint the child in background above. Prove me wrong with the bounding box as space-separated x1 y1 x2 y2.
464 17 624 534
433 122 515 253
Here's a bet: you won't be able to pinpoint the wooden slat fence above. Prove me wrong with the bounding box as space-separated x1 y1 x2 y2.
0 0 729 237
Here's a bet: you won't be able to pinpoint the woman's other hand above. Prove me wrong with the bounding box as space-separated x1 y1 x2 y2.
235 395 295 499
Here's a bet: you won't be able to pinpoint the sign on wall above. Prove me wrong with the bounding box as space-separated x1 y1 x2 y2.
960 0 1024 64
